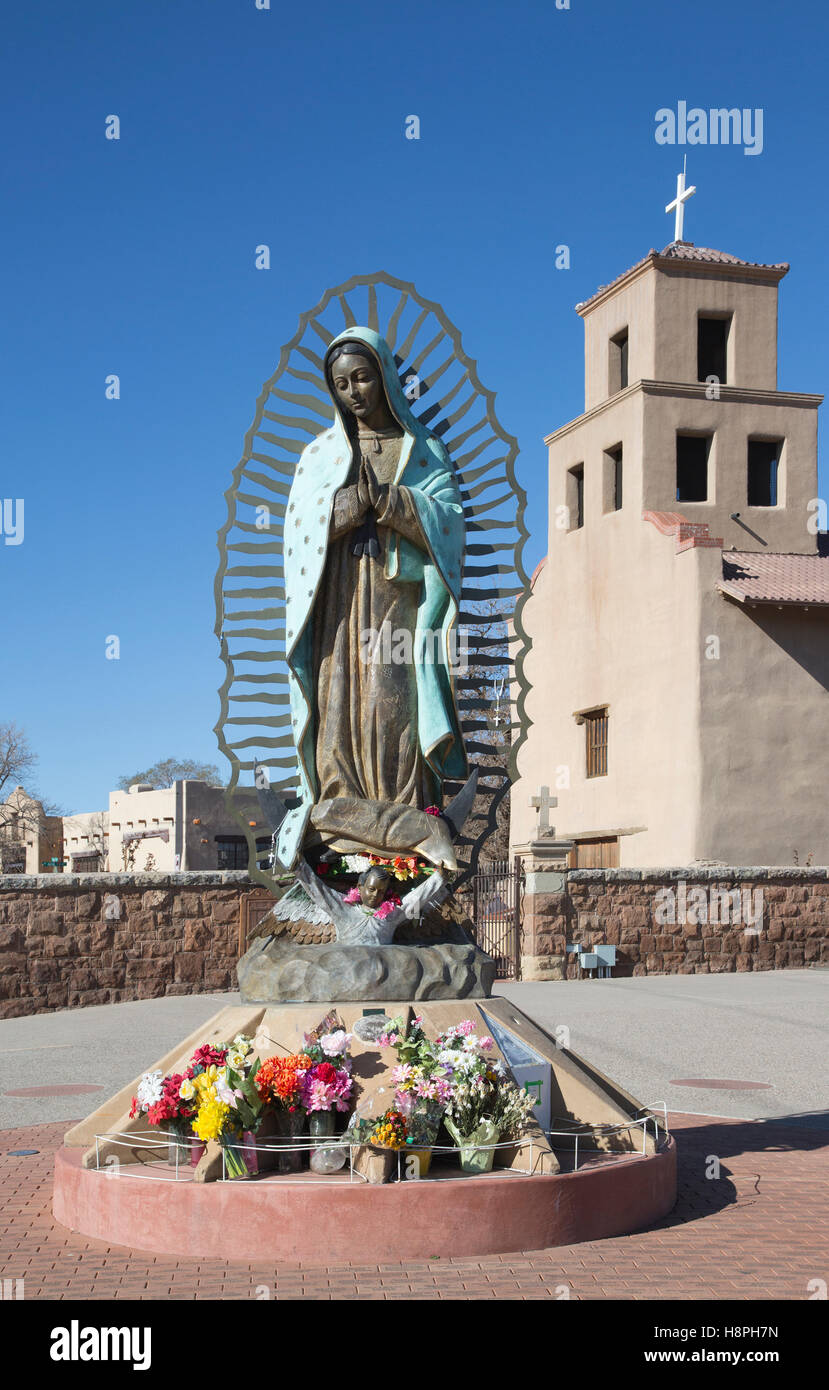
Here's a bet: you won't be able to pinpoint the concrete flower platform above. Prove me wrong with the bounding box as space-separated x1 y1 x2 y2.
51 995 677 1259
53 1138 677 1262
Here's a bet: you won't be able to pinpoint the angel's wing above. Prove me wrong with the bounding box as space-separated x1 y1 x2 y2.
215 273 531 891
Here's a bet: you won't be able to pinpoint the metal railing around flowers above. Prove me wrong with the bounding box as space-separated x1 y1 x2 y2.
91 1107 669 1185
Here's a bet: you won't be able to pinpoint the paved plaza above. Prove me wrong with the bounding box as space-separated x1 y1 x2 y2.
1 970 827 1300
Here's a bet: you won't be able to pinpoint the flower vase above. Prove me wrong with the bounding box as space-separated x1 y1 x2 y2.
241 1130 259 1176
276 1109 305 1173
403 1099 442 1179
190 1139 206 1168
309 1111 335 1141
165 1124 191 1169
404 1147 432 1178
445 1117 501 1175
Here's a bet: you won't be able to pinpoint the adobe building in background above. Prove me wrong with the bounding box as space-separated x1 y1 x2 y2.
513 239 829 868
0 787 62 873
60 782 268 873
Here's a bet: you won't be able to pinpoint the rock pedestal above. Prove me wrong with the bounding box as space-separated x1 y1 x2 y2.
237 937 496 1002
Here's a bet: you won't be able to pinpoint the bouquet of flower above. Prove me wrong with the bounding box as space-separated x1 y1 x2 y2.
254 1053 313 1114
488 1078 538 1140
301 1013 352 1063
435 1022 536 1159
379 1015 455 1147
300 1060 353 1114
367 1108 408 1150
315 850 436 885
129 1070 194 1138
368 852 435 884
179 1034 265 1177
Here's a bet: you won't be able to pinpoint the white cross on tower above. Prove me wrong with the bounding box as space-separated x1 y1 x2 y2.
665 158 696 243
529 785 557 836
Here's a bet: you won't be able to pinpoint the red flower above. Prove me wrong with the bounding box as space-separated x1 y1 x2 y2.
190 1044 227 1071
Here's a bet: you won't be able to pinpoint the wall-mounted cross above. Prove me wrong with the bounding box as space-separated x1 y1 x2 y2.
529 785 557 835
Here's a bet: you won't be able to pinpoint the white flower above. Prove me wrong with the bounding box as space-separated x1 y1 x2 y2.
232 1034 252 1054
226 1049 248 1070
344 854 372 873
179 1078 195 1100
136 1070 163 1109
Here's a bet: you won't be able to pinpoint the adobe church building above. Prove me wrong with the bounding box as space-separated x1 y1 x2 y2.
512 238 829 869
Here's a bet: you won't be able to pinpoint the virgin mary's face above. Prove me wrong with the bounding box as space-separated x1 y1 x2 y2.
329 352 384 422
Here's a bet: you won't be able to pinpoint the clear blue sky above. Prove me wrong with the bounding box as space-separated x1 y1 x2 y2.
2 0 827 813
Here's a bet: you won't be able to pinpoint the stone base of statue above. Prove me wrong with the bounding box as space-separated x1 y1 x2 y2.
237 937 496 1003
239 868 495 1002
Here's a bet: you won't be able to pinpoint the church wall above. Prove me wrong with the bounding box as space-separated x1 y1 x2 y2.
582 270 656 412
519 866 828 981
697 594 829 865
654 271 779 390
640 389 819 553
514 397 705 865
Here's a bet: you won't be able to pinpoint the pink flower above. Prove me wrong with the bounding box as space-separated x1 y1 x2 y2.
321 1029 352 1056
394 1089 415 1116
425 806 440 816
343 887 361 904
478 1036 494 1051
374 899 399 921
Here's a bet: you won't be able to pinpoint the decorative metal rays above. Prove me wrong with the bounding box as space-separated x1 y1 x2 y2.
215 272 531 890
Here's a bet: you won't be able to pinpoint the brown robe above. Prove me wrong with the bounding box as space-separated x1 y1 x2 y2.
310 432 440 853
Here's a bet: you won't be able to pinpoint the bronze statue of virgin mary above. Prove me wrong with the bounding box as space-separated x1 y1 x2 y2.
274 326 468 872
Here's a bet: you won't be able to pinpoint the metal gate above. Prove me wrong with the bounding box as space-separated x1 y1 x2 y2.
472 855 523 980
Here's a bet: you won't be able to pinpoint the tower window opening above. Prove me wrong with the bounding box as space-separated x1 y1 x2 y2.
676 433 711 503
747 439 780 507
609 329 629 394
698 315 730 385
568 464 585 530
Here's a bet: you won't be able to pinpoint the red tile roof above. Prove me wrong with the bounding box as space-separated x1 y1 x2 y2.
576 242 789 312
719 551 829 607
659 242 789 270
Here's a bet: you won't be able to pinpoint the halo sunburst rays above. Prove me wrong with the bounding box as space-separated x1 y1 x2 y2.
215 273 531 888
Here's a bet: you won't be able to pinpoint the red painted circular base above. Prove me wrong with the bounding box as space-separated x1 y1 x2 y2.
53 1139 677 1262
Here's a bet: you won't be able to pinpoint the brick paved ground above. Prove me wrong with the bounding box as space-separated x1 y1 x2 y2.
2 1111 826 1300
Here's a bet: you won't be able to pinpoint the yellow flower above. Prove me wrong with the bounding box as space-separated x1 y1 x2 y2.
192 1096 230 1143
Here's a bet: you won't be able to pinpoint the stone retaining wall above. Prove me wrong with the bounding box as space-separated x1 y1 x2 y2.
2 867 827 1016
521 866 829 981
0 872 256 1019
